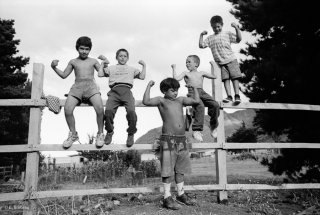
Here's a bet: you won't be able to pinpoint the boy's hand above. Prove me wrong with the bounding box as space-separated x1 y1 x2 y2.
138 60 146 66
185 83 194 88
98 55 110 64
171 64 176 70
51 60 59 68
200 31 208 35
148 80 155 87
231 22 239 29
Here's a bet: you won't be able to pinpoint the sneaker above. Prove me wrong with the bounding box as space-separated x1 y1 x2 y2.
95 133 105 148
126 134 134 147
234 94 241 104
176 193 197 206
192 131 203 142
63 132 79 149
104 131 114 145
223 96 233 103
163 196 181 210
211 128 218 138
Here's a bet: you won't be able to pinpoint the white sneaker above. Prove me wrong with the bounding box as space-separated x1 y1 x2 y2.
211 128 218 138
63 132 79 149
192 131 203 142
95 133 105 148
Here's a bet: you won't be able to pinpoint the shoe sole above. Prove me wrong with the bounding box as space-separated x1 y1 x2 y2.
233 100 241 105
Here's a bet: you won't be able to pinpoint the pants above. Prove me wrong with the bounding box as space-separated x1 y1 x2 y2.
104 85 137 135
187 88 220 131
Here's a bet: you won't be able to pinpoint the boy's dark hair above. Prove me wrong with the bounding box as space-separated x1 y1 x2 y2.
116 48 129 58
76 36 92 50
210 15 223 26
160 78 180 94
188 55 200 67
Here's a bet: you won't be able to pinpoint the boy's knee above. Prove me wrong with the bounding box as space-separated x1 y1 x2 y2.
64 107 74 116
105 109 114 118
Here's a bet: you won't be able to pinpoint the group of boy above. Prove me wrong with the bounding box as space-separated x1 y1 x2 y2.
51 15 243 210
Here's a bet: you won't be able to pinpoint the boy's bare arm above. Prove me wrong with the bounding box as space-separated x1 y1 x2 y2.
202 61 217 79
51 60 73 79
138 60 146 80
142 81 161 106
199 31 208 49
97 55 110 77
231 23 242 43
171 64 186 81
182 85 200 106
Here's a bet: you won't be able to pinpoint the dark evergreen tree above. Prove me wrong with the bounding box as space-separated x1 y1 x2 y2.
0 19 31 171
227 0 320 181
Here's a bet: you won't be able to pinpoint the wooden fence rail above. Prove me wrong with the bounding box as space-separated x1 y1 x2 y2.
0 63 320 214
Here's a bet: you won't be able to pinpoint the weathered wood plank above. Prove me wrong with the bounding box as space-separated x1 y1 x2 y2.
23 63 44 215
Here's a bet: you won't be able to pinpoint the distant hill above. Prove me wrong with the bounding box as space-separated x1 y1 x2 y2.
135 109 256 144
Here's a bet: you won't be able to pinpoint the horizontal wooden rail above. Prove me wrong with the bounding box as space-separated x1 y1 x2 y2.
1 142 320 153
1 183 320 202
1 99 320 111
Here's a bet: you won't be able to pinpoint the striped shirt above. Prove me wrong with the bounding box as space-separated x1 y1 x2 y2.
104 64 140 88
203 31 238 65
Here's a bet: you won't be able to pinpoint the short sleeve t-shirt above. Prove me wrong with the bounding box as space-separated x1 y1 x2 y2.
104 65 140 87
203 31 237 65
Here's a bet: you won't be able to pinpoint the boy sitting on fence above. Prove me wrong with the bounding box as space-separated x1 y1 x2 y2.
142 78 199 210
98 49 146 147
51 36 104 149
172 55 220 142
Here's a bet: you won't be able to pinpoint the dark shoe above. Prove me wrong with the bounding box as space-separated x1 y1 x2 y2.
176 193 197 206
126 134 134 147
223 96 233 103
104 131 114 145
163 196 181 210
234 94 241 104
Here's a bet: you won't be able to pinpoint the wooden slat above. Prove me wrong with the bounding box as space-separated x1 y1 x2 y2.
0 192 25 202
1 183 319 202
226 183 320 190
1 98 320 112
1 142 320 153
222 102 320 111
24 63 44 215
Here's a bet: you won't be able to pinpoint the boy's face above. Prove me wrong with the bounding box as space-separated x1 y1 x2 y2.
211 22 223 34
77 45 91 59
164 88 178 99
186 57 198 71
116 51 128 65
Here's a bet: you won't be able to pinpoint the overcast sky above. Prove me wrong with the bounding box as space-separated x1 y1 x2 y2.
0 0 254 157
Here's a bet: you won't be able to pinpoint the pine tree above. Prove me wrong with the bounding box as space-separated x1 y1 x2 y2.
0 19 31 171
227 0 320 181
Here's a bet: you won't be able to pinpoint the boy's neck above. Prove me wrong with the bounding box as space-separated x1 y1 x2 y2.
188 68 198 72
164 95 176 101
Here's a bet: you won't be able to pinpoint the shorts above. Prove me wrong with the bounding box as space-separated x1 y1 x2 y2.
68 79 100 102
157 134 191 177
220 59 242 81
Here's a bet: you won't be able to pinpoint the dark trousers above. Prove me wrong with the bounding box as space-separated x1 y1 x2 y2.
104 86 137 135
188 88 220 131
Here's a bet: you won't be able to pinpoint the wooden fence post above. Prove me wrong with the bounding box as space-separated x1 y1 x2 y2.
23 63 44 215
212 63 228 203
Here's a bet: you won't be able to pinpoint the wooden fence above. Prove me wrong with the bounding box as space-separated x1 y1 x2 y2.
0 63 320 214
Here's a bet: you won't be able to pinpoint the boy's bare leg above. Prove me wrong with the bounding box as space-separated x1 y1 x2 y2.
232 79 240 95
89 94 104 133
223 79 232 97
64 95 80 133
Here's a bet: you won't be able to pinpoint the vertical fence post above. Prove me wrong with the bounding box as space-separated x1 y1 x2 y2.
212 63 228 203
23 63 44 215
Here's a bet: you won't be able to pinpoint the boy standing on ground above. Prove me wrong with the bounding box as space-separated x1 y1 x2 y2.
51 36 104 148
143 78 199 210
172 55 220 141
98 49 146 147
199 15 243 104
